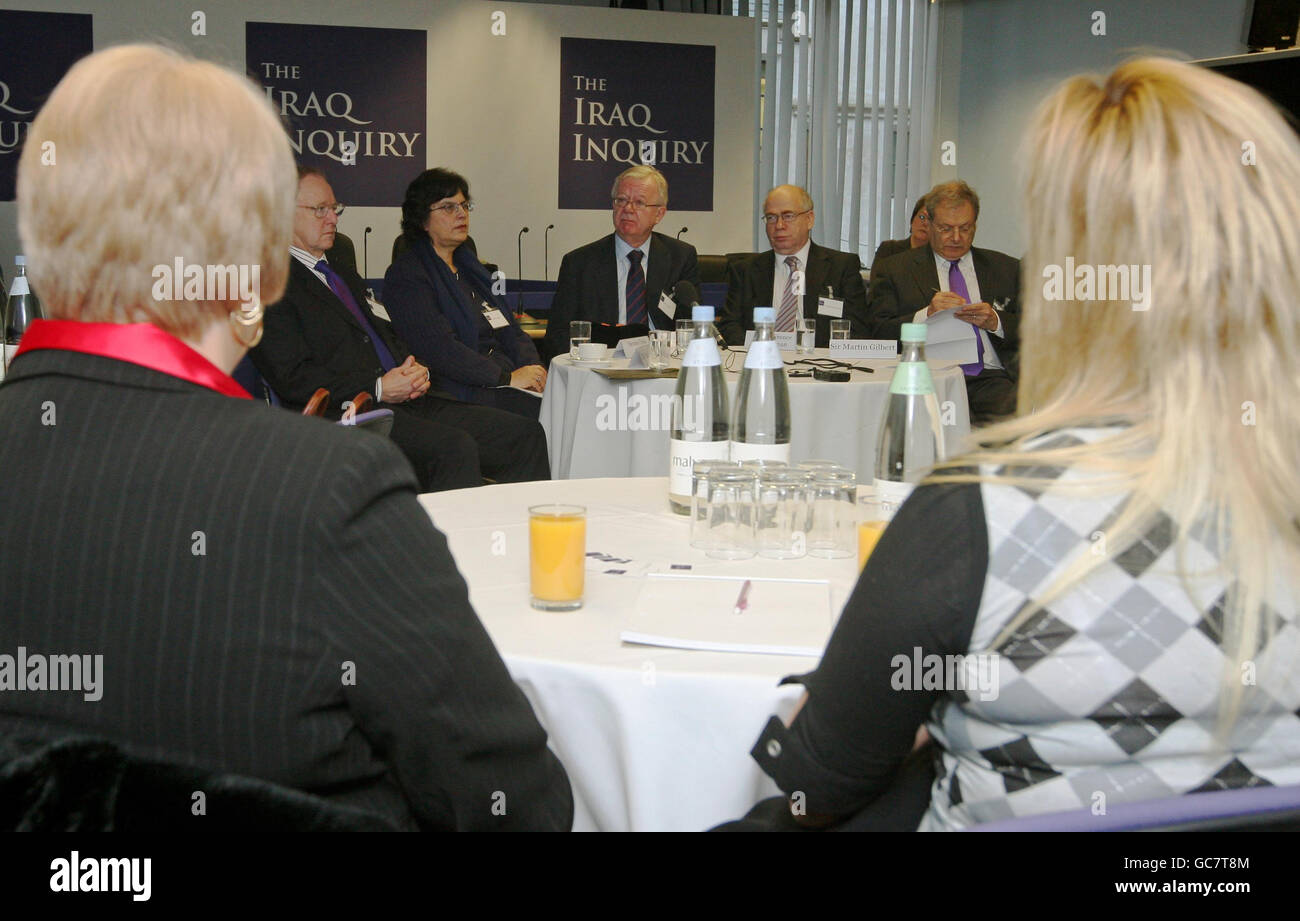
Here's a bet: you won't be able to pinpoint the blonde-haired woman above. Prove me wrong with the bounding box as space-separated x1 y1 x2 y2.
733 57 1300 831
0 45 571 831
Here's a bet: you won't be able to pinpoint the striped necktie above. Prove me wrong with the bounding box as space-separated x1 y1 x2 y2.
626 249 646 325
775 255 801 331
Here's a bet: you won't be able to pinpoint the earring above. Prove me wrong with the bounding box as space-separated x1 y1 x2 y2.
229 297 264 349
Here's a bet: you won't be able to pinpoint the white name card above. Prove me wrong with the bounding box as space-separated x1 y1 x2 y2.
829 339 897 359
615 335 649 358
743 329 799 352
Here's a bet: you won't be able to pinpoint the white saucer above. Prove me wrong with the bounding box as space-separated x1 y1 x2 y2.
570 356 613 366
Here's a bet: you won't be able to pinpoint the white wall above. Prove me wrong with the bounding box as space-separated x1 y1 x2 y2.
0 0 756 281
932 0 1253 257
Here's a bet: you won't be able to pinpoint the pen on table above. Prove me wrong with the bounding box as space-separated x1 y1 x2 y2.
732 579 752 616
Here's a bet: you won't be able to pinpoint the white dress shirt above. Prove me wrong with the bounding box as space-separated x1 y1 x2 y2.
614 235 655 327
770 239 813 313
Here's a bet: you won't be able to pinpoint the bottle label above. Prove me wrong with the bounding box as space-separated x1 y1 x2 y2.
9 276 29 297
682 338 721 367
669 439 731 497
743 339 783 370
873 478 915 516
888 361 934 396
729 441 791 464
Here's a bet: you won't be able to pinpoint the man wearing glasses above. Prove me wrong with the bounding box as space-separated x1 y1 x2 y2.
542 165 699 358
866 180 1021 422
252 167 551 490
717 184 869 348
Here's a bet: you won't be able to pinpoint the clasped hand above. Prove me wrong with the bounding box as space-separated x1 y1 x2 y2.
381 356 432 403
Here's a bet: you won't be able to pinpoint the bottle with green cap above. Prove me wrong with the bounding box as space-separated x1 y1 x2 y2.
873 322 945 515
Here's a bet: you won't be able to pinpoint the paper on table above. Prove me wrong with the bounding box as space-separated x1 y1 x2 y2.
923 309 980 364
494 384 545 397
620 573 833 656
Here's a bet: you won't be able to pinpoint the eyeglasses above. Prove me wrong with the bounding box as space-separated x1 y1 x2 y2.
430 201 475 217
612 196 663 212
298 202 345 219
932 222 975 237
761 209 812 226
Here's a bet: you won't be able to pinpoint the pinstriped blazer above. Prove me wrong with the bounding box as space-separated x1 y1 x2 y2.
0 348 573 830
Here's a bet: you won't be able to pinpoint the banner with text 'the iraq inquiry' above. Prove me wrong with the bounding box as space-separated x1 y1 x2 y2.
558 38 715 212
246 22 426 208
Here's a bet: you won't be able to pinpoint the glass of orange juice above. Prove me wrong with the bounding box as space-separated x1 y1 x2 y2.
858 494 890 571
529 504 587 611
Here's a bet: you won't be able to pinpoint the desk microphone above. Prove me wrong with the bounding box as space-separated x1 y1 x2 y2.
516 226 530 316
363 226 372 279
672 280 700 311
544 224 555 281
676 227 688 240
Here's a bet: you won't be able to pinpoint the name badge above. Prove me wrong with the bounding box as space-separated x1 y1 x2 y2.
817 297 844 318
366 295 391 322
483 308 510 329
829 339 898 359
657 291 677 320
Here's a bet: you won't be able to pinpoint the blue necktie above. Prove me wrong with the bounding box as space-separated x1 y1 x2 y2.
949 260 984 376
315 259 396 372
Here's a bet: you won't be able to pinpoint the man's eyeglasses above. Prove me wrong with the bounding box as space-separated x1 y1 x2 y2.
430 201 475 217
298 202 345 219
761 209 812 226
612 196 662 212
932 222 975 237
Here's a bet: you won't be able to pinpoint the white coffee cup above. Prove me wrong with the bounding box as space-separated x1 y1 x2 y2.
577 342 607 362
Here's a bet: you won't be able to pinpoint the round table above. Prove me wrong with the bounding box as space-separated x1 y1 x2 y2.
418 476 865 832
539 349 971 481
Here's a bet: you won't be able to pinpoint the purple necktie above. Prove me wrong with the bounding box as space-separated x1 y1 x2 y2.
626 249 646 325
315 259 396 372
949 260 984 376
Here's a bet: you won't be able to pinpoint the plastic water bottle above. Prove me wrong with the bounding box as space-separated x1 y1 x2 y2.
730 306 791 463
669 305 731 515
4 256 42 372
874 322 945 515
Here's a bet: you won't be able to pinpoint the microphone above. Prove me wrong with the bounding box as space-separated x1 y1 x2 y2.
516 226 530 317
672 280 700 311
676 227 688 240
363 226 372 280
544 224 555 282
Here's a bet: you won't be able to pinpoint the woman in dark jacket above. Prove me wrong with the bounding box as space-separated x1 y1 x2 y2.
383 168 546 419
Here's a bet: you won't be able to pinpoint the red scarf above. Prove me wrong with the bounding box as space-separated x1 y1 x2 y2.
13 320 251 399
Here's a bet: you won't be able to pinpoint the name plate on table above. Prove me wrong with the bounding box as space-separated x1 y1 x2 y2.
615 336 649 358
828 339 897 359
744 329 799 352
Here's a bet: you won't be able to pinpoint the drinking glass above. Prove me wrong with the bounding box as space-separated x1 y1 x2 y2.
648 329 673 371
675 319 693 357
858 491 892 571
830 319 851 341
529 504 586 610
756 468 811 560
807 468 857 558
569 320 592 360
705 468 757 560
795 315 816 354
691 461 739 550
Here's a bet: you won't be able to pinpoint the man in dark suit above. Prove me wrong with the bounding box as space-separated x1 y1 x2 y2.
252 168 550 491
866 180 1021 422
542 165 699 358
718 185 869 348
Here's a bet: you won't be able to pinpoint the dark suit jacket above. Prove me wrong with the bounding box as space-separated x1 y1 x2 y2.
543 231 699 357
718 242 869 348
866 245 1022 376
0 347 573 831
383 245 540 404
868 237 917 281
252 257 419 417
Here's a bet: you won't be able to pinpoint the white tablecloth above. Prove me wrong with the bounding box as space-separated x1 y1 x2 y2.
419 476 865 832
539 350 971 481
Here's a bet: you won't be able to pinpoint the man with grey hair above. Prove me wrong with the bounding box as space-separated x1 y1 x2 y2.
718 184 869 348
543 165 699 358
867 179 1021 422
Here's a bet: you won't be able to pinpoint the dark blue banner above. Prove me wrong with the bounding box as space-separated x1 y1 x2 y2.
0 10 94 202
558 38 715 211
246 22 426 207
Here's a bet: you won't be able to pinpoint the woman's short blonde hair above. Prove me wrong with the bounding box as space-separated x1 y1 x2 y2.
16 44 296 340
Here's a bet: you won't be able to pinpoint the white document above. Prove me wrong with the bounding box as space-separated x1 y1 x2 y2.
620 574 833 657
816 296 844 318
923 309 980 364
